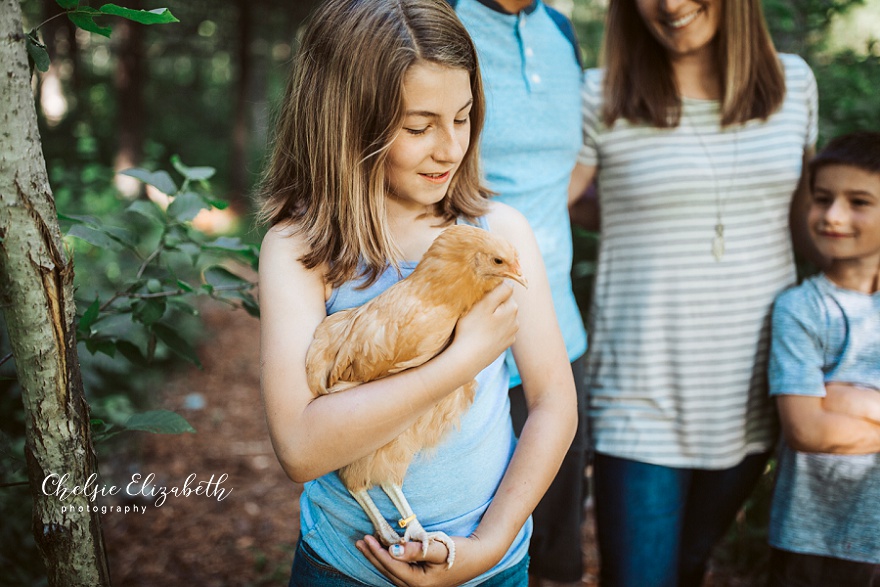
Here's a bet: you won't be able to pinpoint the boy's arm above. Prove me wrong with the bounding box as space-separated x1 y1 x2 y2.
776 394 880 454
823 382 880 425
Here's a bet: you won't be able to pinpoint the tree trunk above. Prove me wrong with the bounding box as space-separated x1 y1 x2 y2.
0 2 110 585
230 0 253 205
113 0 145 197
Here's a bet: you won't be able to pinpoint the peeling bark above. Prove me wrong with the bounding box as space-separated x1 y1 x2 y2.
0 1 110 585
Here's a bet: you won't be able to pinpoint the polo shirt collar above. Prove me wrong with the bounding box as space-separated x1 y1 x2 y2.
472 0 539 16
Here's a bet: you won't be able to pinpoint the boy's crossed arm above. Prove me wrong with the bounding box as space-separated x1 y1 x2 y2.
823 382 880 425
777 386 880 455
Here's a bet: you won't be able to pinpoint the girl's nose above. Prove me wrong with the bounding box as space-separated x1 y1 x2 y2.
433 126 465 164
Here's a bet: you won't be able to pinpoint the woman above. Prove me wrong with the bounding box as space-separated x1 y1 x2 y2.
568 1 818 585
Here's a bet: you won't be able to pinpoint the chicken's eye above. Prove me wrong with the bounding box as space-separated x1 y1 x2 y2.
493 258 503 265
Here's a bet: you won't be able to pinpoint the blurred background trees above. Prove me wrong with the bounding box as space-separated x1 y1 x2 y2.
1 0 878 584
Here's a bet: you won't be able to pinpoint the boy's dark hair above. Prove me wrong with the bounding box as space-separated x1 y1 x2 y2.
809 131 880 189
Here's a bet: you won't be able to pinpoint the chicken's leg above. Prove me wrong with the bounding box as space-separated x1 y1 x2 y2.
380 482 456 569
349 488 403 547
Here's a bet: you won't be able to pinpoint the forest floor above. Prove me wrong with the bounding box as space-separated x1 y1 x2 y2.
99 303 762 587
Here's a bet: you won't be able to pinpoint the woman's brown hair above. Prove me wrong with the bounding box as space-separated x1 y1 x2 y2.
601 0 786 128
257 0 489 287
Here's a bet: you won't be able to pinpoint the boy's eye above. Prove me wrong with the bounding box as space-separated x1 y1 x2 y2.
454 117 469 125
852 198 873 207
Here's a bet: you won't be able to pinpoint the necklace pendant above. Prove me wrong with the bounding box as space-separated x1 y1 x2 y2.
712 223 724 261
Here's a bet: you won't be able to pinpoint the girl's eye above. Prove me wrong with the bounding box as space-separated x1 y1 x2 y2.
405 127 428 136
454 117 469 125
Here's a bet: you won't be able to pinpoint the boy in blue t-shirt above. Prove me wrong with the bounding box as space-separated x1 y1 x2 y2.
767 131 880 587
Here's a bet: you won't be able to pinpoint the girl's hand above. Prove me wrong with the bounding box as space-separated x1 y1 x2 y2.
448 283 519 374
355 534 495 587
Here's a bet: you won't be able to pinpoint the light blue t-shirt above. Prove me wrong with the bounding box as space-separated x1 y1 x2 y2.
299 218 531 586
768 274 880 564
454 0 588 385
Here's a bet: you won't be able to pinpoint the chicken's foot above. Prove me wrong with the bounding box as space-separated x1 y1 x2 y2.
380 482 456 569
349 488 403 548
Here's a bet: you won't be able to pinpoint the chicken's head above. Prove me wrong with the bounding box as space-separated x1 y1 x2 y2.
427 225 528 289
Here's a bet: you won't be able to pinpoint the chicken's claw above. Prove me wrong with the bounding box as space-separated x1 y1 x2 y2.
401 517 456 569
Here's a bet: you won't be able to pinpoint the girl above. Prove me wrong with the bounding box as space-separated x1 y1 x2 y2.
258 1 576 586
569 0 818 586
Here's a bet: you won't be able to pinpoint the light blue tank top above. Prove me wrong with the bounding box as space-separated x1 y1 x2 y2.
299 217 531 586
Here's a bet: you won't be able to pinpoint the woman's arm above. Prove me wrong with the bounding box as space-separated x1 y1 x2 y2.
259 225 519 483
358 203 578 585
823 382 880 425
568 163 599 231
776 393 880 454
789 146 828 269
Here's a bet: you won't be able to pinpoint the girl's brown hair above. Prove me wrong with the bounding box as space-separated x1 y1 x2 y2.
601 0 785 128
257 0 489 287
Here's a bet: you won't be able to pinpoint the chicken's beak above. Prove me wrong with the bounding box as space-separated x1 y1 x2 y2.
504 262 528 289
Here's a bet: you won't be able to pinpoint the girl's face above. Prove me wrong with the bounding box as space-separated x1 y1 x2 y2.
636 0 722 61
385 62 472 214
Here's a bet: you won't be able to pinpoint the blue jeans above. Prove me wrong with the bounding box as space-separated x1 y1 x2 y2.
288 539 529 587
593 451 771 587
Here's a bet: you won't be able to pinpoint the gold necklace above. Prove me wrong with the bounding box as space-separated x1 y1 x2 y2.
686 113 740 262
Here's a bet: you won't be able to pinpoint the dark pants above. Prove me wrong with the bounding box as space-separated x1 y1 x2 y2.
509 355 588 583
766 548 880 587
592 451 771 587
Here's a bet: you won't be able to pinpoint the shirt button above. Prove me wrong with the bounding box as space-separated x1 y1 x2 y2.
525 47 534 57
531 73 541 84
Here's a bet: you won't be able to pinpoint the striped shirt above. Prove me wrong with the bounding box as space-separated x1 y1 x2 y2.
577 53 818 468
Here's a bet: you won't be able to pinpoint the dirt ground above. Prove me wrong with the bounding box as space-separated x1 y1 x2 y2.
99 304 755 587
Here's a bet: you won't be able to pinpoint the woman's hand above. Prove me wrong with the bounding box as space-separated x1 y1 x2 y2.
356 534 496 587
446 283 519 375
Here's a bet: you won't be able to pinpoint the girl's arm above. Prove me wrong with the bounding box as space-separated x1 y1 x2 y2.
358 203 578 586
823 382 880 425
776 393 880 455
259 224 519 483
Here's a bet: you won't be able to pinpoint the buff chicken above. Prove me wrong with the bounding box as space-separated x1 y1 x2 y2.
304 224 527 568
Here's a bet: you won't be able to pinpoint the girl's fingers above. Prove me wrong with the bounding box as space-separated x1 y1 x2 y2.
356 538 409 587
388 539 450 565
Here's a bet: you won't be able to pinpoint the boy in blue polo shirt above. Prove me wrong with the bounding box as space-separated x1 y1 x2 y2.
767 131 880 587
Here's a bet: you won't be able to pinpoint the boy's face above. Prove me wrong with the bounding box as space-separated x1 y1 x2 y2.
808 163 880 264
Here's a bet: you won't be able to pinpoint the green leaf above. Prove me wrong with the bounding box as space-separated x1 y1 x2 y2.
203 197 229 210
26 33 50 73
126 199 164 224
84 337 116 358
124 410 195 434
203 266 252 289
132 298 166 326
67 224 123 250
119 168 178 195
170 155 216 181
67 12 112 37
78 298 101 335
116 340 148 367
167 191 210 223
99 4 179 25
56 0 79 8
152 323 201 367
241 294 260 317
176 279 194 293
59 213 101 226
